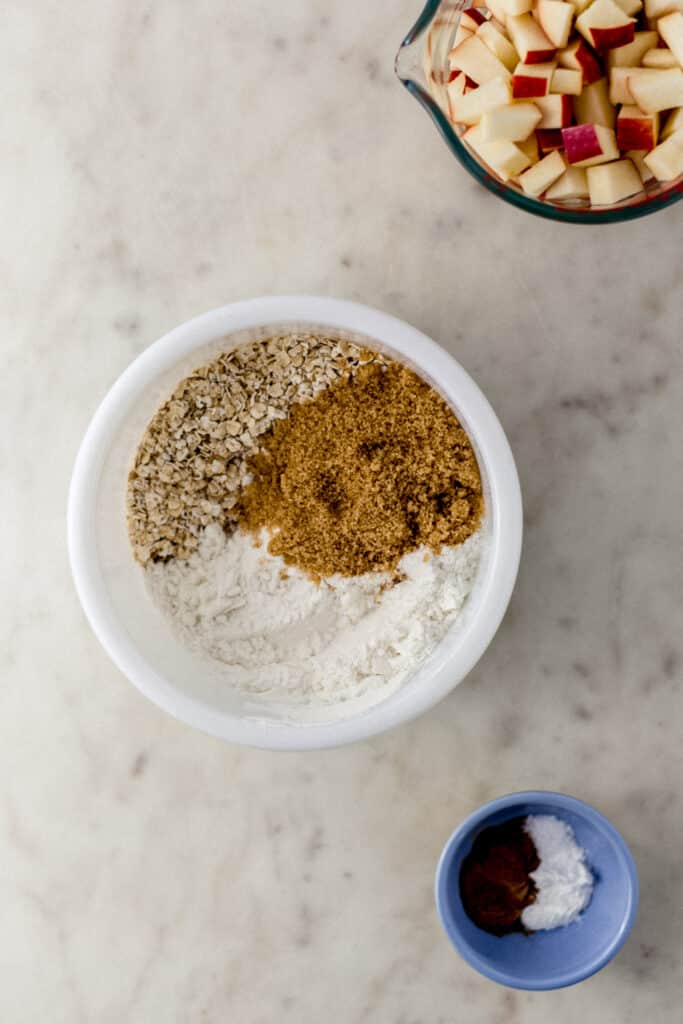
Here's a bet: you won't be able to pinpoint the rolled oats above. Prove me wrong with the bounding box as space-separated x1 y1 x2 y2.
127 334 386 564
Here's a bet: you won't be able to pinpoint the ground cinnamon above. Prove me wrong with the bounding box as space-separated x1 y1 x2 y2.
459 818 539 936
236 361 483 578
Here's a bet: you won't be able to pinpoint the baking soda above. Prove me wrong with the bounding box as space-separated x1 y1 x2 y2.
522 815 594 931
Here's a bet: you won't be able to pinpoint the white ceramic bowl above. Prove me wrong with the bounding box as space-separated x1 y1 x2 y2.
68 297 522 750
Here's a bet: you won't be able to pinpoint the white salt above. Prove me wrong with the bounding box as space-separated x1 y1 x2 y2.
521 814 593 931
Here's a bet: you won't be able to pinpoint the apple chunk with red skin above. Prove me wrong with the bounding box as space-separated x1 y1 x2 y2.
562 122 620 164
512 60 557 95
617 105 660 149
535 92 574 126
558 39 603 83
507 13 557 62
576 0 635 51
460 8 489 32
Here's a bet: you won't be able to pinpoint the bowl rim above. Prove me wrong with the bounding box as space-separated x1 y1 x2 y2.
67 296 522 750
435 790 640 990
396 0 683 225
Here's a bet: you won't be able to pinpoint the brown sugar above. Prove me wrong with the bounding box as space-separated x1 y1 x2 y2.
237 361 483 578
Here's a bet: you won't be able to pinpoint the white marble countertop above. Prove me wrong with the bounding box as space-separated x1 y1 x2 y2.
3 2 683 1021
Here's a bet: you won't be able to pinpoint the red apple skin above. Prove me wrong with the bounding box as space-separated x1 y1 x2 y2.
512 74 550 97
559 94 573 126
617 117 656 150
562 124 602 162
577 45 604 84
525 47 558 64
463 8 488 27
589 24 635 51
537 128 565 151
562 41 603 84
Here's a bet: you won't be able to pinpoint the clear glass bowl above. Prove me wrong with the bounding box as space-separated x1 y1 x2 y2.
395 0 683 223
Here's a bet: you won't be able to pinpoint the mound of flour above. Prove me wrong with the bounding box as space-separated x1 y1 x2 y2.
147 524 483 704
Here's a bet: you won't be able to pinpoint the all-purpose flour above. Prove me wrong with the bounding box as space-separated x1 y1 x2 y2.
147 524 484 704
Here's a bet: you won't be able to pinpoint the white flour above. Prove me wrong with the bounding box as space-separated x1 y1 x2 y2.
522 815 594 931
146 524 484 705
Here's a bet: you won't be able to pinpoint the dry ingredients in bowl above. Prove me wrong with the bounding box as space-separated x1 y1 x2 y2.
127 335 487 707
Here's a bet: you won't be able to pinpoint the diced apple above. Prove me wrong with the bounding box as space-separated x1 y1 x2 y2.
501 0 535 13
662 105 683 137
644 0 683 18
617 105 660 148
642 47 679 67
607 30 659 66
562 122 620 163
487 0 512 25
518 148 567 192
587 158 643 202
481 101 543 139
610 66 638 103
658 12 683 67
449 75 513 124
535 92 574 125
519 132 542 161
477 21 520 70
552 67 583 92
512 60 557 95
613 0 643 15
537 127 565 149
453 24 474 48
536 0 575 47
575 78 616 128
626 148 657 179
460 9 489 32
628 67 683 111
446 73 470 120
546 165 590 195
643 128 683 177
447 73 466 119
465 127 534 177
449 35 513 83
567 0 595 13
576 0 635 51
508 13 558 62
559 39 603 83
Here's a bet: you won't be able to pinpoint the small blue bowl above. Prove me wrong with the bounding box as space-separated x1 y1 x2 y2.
435 791 639 990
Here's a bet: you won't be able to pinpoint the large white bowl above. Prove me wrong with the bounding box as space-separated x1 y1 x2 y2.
68 297 522 750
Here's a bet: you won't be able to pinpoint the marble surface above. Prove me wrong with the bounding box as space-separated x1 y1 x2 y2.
3 1 683 1020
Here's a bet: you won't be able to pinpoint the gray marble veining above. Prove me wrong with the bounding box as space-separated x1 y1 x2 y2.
2 1 682 1021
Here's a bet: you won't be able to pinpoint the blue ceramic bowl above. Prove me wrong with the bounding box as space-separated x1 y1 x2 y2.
435 791 639 990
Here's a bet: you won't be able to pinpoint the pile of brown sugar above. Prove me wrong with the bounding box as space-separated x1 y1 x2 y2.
238 361 483 578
